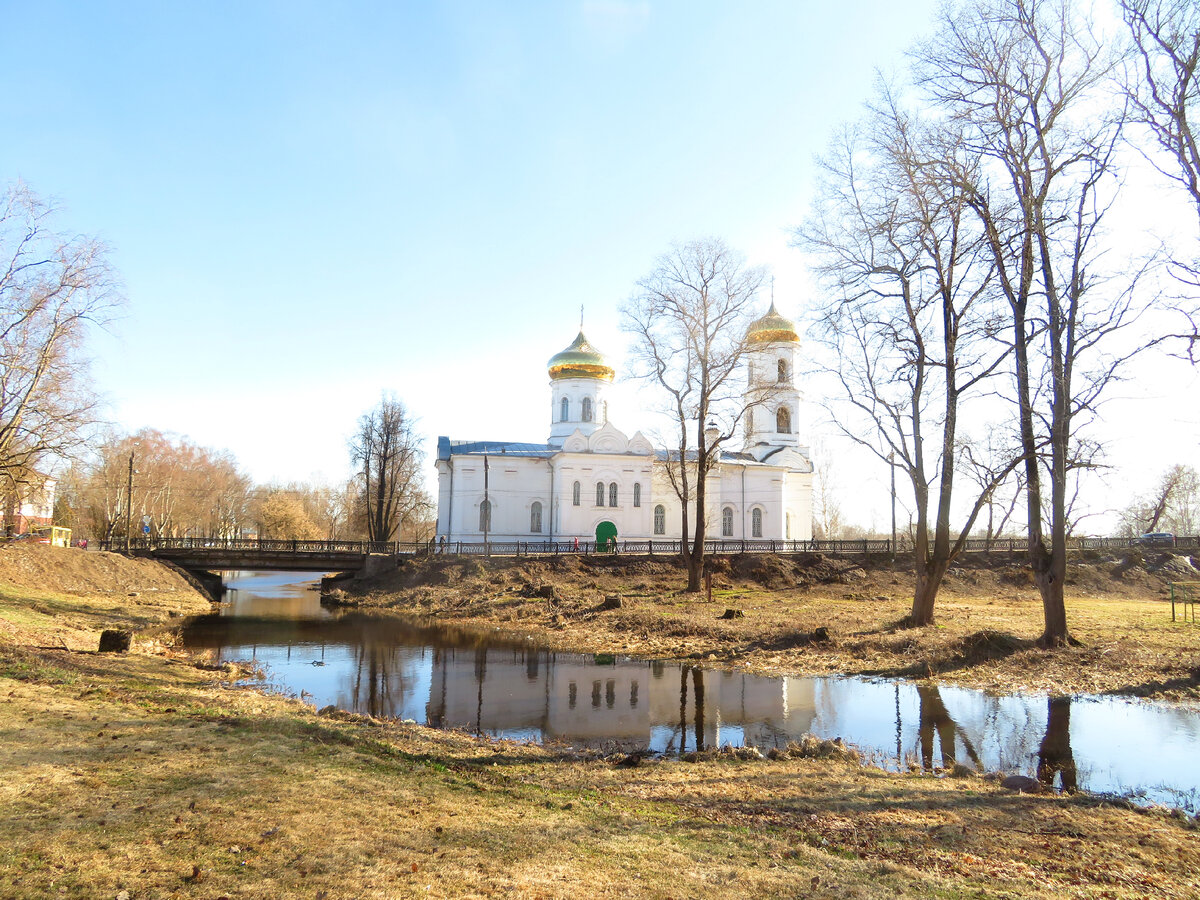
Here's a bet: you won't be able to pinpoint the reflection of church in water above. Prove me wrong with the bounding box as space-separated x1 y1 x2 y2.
424 646 817 752
435 305 814 546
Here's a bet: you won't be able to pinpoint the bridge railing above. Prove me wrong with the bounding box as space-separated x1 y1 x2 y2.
100 533 1200 559
102 537 398 555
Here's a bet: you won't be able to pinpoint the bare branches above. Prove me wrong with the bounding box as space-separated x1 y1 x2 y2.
1121 0 1200 220
798 88 1015 625
0 182 120 486
622 237 766 591
351 394 429 543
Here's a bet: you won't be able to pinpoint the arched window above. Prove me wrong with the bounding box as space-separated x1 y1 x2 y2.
653 505 666 535
777 359 787 382
776 406 791 434
786 513 792 540
722 507 734 537
596 482 605 506
572 481 581 506
561 397 569 422
479 499 491 533
530 501 542 533
633 483 641 507
752 508 763 538
609 482 618 507
582 397 593 422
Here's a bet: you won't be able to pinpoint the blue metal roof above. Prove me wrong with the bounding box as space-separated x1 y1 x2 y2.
438 437 556 461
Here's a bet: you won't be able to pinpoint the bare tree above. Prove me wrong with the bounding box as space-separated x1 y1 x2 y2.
912 0 1177 646
257 491 320 540
72 429 252 540
1118 462 1200 535
0 183 119 487
809 439 844 540
798 98 1018 626
622 238 767 592
351 394 429 543
1121 0 1200 225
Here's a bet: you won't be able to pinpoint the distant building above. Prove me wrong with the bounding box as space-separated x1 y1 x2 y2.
1 472 56 536
434 305 813 544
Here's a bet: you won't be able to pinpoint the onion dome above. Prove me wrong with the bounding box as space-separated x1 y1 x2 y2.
746 302 799 344
547 331 615 381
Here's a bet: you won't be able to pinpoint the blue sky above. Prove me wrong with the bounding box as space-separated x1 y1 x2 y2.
3 1 1196 528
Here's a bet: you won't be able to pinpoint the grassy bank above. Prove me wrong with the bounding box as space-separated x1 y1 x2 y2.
1 546 1199 898
337 553 1200 700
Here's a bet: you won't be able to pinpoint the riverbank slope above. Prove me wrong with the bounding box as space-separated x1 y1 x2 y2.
335 550 1200 700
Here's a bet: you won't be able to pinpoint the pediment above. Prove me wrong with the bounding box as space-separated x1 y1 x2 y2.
628 431 654 456
588 422 631 454
562 431 589 452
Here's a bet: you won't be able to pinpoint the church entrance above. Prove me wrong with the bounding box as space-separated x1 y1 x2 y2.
595 520 617 551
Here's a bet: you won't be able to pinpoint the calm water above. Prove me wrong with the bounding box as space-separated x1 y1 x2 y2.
182 571 1200 812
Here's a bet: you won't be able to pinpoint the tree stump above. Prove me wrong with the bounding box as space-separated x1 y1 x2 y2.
98 630 132 653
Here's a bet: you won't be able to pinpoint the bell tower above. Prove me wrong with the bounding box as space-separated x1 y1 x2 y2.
547 331 614 447
743 302 802 453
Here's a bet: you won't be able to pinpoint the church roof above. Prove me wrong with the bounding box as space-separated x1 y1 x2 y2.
649 448 813 472
547 330 615 381
746 302 798 344
438 437 556 460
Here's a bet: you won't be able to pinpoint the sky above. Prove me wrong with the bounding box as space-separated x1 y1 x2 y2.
2 0 1198 532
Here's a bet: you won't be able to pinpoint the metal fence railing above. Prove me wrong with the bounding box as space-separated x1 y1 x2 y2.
100 533 1200 559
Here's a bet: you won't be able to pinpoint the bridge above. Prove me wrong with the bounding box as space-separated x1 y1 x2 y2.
108 538 398 574
99 532 1200 574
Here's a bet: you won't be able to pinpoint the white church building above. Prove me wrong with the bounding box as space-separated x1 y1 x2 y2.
434 304 814 547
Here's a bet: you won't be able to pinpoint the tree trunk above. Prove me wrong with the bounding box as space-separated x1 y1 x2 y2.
910 560 950 626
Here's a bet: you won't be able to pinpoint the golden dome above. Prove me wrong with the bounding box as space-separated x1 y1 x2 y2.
746 302 798 344
547 331 615 381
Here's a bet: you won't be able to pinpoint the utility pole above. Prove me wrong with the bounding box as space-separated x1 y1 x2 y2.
889 451 897 562
124 451 134 554
483 454 490 557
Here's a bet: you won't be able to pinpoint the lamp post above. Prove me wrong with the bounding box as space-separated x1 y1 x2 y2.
124 452 135 555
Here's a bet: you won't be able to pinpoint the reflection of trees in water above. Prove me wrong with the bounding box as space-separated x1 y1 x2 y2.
916 685 980 771
350 640 402 719
1037 696 1077 792
664 664 708 753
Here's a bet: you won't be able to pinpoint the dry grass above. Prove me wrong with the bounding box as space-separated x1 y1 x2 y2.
346 553 1200 700
1 547 1199 898
1 638 1198 899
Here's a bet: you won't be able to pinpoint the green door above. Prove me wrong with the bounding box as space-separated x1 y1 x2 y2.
595 520 617 551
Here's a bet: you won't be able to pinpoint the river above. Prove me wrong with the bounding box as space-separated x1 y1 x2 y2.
179 570 1200 812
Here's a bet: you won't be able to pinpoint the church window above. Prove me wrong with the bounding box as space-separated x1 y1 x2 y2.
653 505 666 535
776 406 791 434
582 397 593 422
777 359 787 382
609 482 618 507
530 501 542 533
633 483 641 507
561 397 569 422
479 499 491 532
572 481 580 506
602 401 608 423
752 508 763 538
722 507 733 537
596 482 605 506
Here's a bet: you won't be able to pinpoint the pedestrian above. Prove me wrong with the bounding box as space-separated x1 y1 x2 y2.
439 535 446 554
573 536 579 552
